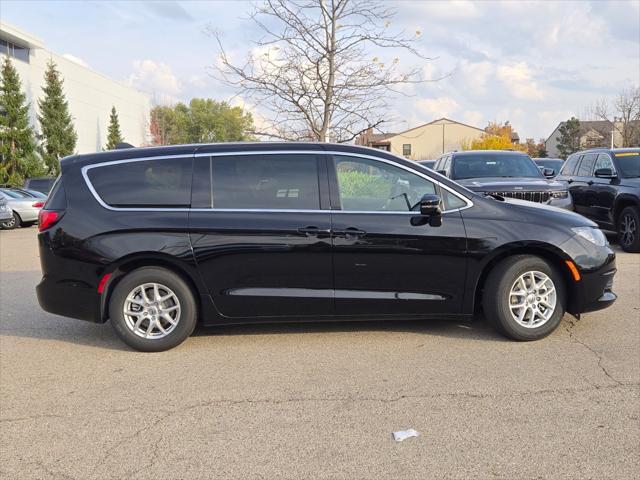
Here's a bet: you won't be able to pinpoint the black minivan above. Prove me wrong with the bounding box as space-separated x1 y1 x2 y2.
37 143 617 351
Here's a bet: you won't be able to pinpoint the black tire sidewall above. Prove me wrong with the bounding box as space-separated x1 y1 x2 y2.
484 256 566 341
109 267 197 352
617 206 640 253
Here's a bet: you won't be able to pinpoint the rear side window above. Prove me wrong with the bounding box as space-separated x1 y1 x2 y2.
560 154 581 176
45 177 67 210
87 157 193 208
576 153 597 176
211 154 320 210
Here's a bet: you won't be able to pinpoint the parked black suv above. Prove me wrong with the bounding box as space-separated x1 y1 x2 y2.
433 150 572 209
37 143 616 351
555 148 639 252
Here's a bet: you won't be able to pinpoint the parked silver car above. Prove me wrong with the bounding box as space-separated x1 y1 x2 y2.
0 189 43 229
0 197 12 223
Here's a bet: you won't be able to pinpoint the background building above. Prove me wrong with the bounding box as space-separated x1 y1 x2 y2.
356 118 485 160
0 21 150 154
545 119 640 158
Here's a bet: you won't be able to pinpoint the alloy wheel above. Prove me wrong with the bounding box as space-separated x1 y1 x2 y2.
123 283 181 339
1 216 16 229
508 271 557 328
620 213 636 248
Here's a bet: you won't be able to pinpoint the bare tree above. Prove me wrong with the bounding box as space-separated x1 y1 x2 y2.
591 86 640 147
211 0 436 142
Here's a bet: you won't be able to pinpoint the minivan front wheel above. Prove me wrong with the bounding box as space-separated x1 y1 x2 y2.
109 267 197 351
483 255 566 341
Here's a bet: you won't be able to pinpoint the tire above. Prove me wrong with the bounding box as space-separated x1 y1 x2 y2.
0 212 21 230
483 255 566 341
109 267 198 352
617 206 640 253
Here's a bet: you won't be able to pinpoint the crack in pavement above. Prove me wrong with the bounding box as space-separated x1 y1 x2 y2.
564 318 624 387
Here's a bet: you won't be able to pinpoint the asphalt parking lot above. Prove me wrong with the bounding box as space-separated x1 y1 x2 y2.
0 227 638 479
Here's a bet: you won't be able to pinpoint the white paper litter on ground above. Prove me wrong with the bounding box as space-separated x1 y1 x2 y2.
393 429 420 442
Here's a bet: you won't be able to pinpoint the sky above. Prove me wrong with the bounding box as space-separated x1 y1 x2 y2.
2 0 639 141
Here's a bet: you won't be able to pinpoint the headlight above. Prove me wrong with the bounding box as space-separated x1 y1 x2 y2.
572 226 608 246
550 190 568 199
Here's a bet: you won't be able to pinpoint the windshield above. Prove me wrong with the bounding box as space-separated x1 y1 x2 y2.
452 153 543 180
535 159 563 170
614 150 640 178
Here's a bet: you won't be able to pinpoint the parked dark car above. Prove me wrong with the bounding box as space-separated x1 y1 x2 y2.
555 148 639 252
24 177 56 194
37 143 616 351
418 160 435 169
433 150 572 209
534 158 564 178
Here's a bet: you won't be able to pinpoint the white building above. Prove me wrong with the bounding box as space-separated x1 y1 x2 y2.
0 21 150 153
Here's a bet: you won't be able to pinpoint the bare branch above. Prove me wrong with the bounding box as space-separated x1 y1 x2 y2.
210 0 438 142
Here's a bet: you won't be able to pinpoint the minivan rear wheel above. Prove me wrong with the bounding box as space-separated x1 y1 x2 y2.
109 267 197 352
483 255 566 341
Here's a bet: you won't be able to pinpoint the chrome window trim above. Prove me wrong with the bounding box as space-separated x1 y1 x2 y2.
81 150 474 213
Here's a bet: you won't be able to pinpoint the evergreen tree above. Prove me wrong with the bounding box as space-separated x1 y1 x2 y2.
37 61 77 175
105 106 124 150
0 56 36 185
556 117 581 159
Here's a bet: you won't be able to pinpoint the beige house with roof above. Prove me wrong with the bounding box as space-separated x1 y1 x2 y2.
356 118 486 161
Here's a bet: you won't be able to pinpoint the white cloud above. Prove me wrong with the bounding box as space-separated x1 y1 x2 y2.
128 59 181 99
414 97 460 119
411 0 480 19
496 62 544 100
457 60 494 96
463 110 483 128
62 54 88 68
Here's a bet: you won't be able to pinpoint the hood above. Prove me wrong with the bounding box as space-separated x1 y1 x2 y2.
457 176 564 191
619 177 640 188
484 195 597 228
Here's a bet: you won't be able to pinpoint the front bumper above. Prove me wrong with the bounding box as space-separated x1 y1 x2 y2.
566 256 617 314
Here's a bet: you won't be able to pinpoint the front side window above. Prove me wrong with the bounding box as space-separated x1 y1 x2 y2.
593 153 615 173
211 154 320 210
334 156 436 212
402 144 412 157
87 157 192 207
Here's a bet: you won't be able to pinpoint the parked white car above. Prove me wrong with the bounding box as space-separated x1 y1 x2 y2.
0 189 43 229
0 197 13 224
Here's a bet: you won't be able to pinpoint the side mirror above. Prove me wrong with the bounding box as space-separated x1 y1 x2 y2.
436 169 447 176
594 168 616 179
543 168 555 177
410 194 442 227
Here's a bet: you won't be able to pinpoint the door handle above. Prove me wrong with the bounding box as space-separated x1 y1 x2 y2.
332 227 367 238
567 178 574 184
587 180 594 186
298 226 331 236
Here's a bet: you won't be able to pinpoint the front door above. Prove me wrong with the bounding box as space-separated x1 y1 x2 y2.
189 153 333 318
328 154 468 316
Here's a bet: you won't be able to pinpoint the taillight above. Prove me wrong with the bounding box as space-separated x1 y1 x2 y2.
38 210 63 231
33 201 45 208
